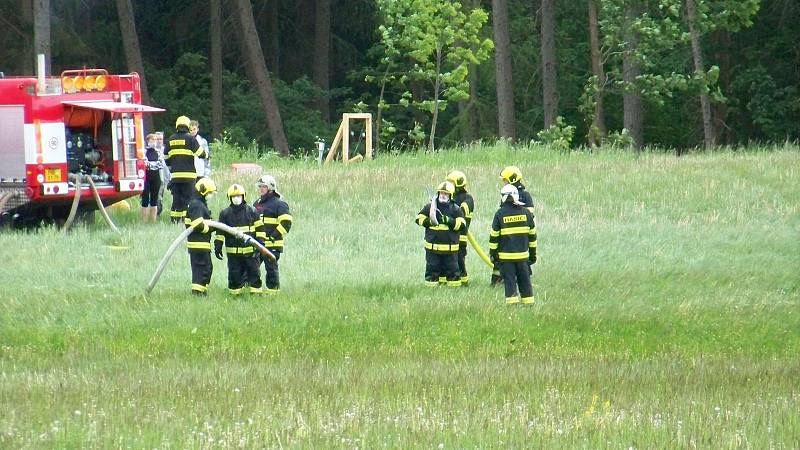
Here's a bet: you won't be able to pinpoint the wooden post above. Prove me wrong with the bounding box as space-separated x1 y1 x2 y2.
342 113 350 164
324 121 344 165
324 113 373 166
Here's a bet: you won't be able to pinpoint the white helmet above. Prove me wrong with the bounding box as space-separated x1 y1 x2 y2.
501 184 523 205
256 174 281 197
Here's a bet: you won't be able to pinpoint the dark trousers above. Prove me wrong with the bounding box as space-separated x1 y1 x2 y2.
261 250 281 290
457 242 468 280
500 261 533 299
140 175 161 207
490 262 503 285
425 251 459 282
227 255 262 290
189 251 213 293
170 181 193 223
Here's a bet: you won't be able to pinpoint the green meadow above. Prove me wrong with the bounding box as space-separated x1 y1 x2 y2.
1 143 798 448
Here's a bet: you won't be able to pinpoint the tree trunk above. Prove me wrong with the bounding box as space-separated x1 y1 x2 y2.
19 0 34 74
712 30 730 144
587 0 607 146
33 0 50 75
115 0 152 130
210 0 224 139
540 0 558 128
685 0 715 149
458 63 480 143
458 0 480 143
313 0 331 122
266 0 280 76
428 50 442 152
622 4 644 151
232 0 290 156
492 0 515 140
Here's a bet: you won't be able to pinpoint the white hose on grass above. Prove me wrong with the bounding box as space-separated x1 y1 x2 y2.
145 219 275 295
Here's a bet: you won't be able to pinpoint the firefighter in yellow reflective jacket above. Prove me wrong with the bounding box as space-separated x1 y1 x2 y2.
415 181 466 287
165 116 207 223
214 184 263 295
253 175 292 294
491 165 536 285
185 177 217 296
446 170 475 285
489 184 537 305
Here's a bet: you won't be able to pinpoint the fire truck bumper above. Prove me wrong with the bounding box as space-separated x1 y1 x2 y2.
42 182 69 195
118 179 145 192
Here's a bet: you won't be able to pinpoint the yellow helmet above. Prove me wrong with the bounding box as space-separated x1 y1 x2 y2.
226 183 246 199
195 177 217 197
436 180 455 197
500 165 523 184
175 115 191 129
446 170 467 189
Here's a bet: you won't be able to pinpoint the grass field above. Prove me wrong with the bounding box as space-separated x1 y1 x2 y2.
1 143 799 448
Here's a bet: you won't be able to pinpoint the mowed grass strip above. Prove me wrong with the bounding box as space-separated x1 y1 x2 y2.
1 144 798 447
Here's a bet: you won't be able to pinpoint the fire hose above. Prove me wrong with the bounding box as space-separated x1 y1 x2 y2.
62 174 83 232
63 174 120 234
145 220 275 295
0 192 17 214
467 230 493 269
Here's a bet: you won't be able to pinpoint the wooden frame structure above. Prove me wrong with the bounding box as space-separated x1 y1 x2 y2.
324 113 373 165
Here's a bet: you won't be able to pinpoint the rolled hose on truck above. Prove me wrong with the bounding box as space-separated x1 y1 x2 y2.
145 220 276 295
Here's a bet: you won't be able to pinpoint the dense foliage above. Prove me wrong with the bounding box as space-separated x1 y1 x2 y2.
0 0 797 152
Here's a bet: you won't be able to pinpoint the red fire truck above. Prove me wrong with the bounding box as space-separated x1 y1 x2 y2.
0 62 163 226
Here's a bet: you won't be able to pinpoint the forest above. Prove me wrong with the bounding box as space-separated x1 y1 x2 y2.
1 0 797 154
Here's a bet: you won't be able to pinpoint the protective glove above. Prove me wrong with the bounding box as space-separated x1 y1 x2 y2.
214 243 224 260
490 252 498 264
440 214 450 225
529 250 537 265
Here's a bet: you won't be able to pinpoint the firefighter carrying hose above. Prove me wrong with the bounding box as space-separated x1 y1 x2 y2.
446 170 475 285
165 116 207 224
489 184 537 305
415 181 466 287
253 175 292 294
214 184 263 295
491 165 536 286
185 177 217 296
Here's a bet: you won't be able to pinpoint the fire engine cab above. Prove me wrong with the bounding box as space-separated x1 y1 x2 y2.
0 58 163 226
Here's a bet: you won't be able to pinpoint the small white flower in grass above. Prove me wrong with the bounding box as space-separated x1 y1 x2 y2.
438 443 444 449
234 387 240 393
74 410 81 416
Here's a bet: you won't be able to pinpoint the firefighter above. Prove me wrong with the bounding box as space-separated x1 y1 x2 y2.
500 165 535 213
446 170 475 285
491 165 536 285
165 116 206 224
185 177 217 296
415 181 466 287
253 174 292 294
214 184 263 295
489 184 537 305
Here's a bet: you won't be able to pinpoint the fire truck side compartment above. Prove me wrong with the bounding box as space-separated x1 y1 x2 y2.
0 106 26 180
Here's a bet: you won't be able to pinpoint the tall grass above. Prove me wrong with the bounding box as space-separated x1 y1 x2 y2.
1 143 798 448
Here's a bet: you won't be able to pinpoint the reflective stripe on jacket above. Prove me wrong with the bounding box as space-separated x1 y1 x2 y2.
253 192 292 250
165 129 200 180
489 203 537 262
415 200 465 254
